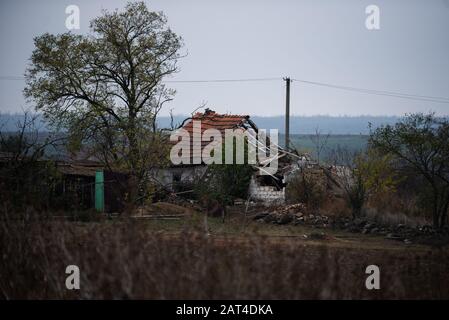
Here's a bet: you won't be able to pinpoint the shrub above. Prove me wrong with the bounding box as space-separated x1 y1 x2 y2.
285 168 326 212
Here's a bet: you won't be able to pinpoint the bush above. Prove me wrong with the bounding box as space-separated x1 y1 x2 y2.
285 168 326 212
369 113 449 229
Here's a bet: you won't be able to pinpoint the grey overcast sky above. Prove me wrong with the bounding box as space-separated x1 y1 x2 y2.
0 0 448 116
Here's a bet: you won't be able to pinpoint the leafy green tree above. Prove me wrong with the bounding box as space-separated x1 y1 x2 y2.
194 135 254 222
24 2 183 202
369 113 449 229
357 148 399 196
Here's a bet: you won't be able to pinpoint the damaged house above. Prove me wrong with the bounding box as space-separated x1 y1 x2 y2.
155 109 306 204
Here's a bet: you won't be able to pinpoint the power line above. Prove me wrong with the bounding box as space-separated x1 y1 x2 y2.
163 77 282 83
163 76 449 103
2 74 449 103
0 75 282 82
291 78 449 104
293 78 449 102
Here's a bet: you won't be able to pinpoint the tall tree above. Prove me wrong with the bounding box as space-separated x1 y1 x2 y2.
369 113 449 229
25 2 183 202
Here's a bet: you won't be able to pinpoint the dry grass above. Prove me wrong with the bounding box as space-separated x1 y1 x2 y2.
1 209 448 299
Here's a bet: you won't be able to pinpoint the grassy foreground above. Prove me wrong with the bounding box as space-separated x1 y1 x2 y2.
1 211 448 299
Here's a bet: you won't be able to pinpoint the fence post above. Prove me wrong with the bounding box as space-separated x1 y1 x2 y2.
95 170 104 212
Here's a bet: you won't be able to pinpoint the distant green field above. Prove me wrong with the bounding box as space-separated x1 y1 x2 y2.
279 134 369 161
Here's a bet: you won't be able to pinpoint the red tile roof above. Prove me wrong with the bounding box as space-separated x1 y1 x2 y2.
173 109 254 162
182 109 249 136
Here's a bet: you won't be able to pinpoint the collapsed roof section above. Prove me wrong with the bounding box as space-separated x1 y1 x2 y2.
175 108 299 172
181 108 258 139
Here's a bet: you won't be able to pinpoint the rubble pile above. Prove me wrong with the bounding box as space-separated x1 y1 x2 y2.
252 203 330 227
331 217 449 243
252 203 449 244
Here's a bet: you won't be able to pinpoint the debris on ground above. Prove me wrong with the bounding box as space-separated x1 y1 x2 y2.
252 203 449 244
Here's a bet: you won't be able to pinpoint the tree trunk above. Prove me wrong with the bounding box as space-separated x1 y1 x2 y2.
125 113 142 205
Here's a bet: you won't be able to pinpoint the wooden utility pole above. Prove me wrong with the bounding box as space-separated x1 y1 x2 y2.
283 77 291 150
